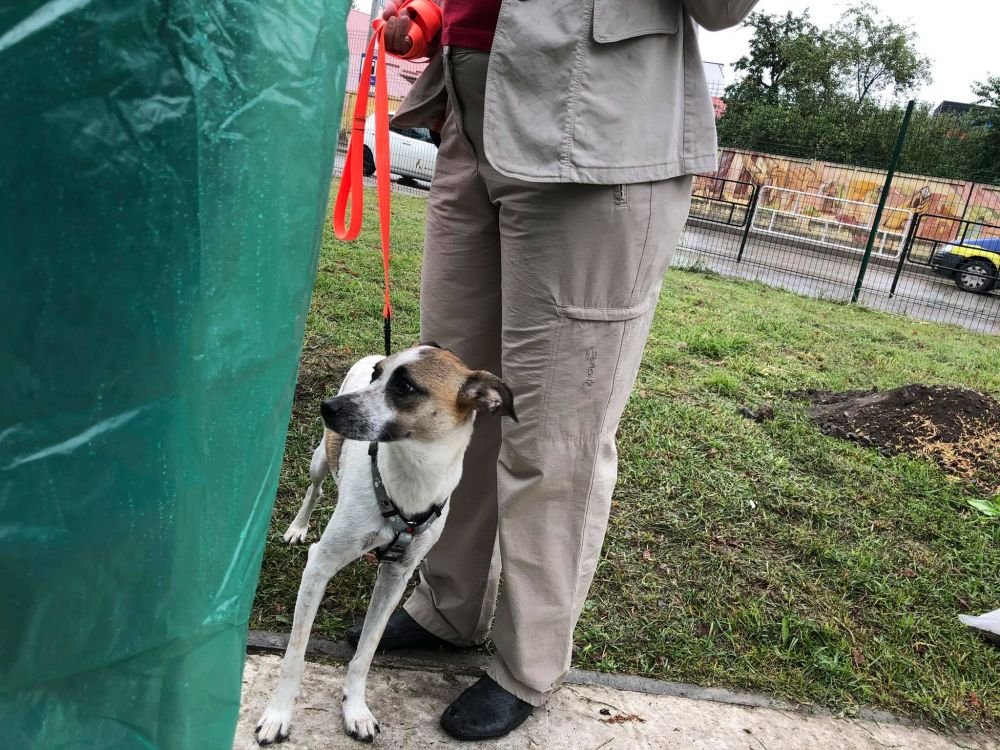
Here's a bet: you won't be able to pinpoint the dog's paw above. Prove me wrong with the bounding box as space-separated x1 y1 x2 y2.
282 521 309 545
343 702 381 743
255 704 293 746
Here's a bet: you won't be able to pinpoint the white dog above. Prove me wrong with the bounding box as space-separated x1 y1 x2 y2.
255 343 516 744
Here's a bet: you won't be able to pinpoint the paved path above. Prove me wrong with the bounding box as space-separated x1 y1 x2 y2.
235 652 997 750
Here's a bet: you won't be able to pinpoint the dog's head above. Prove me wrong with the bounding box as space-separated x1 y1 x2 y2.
320 343 517 442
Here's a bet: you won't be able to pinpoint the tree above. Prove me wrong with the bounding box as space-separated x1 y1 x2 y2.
968 74 1000 179
716 5 1000 183
830 2 932 104
972 74 1000 108
725 11 840 108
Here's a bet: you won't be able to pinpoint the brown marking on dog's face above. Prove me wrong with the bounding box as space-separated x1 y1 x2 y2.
384 347 477 440
322 345 515 442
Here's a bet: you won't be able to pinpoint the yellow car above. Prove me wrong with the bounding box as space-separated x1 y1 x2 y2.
932 238 1000 294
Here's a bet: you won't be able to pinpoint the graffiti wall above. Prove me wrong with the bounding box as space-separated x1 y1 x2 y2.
699 149 1000 241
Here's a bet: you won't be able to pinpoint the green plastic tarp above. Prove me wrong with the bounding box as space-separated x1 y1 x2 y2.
0 1 349 746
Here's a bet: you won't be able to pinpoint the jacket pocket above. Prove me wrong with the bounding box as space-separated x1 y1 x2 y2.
592 0 680 42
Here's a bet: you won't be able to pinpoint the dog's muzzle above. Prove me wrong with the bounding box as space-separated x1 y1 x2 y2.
320 398 342 429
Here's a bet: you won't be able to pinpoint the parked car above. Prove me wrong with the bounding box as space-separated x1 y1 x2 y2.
932 237 1000 294
363 112 437 183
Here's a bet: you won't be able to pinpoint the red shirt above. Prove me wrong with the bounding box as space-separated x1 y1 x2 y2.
440 0 502 52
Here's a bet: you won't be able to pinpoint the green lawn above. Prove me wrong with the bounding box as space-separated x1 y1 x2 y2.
251 189 1000 731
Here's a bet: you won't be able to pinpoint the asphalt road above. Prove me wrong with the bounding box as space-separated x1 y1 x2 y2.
676 224 999 336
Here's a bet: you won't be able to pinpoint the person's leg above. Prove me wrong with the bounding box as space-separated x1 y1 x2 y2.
482 176 694 705
400 49 503 647
441 173 693 737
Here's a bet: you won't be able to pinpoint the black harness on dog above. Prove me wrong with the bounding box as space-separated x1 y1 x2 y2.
369 442 448 563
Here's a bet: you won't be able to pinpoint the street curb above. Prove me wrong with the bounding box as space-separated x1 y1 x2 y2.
247 630 905 727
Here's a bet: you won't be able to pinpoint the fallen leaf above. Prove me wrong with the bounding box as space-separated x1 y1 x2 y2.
642 549 653 561
603 713 646 725
851 647 866 667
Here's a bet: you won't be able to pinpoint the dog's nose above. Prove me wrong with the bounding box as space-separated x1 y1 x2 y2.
320 398 340 426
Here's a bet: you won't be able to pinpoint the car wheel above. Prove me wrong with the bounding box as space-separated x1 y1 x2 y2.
955 258 997 293
362 146 375 177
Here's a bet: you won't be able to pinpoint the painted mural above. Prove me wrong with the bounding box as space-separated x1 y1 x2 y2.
696 149 1000 243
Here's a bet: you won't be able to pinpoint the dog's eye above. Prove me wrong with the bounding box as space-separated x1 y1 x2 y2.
396 378 416 394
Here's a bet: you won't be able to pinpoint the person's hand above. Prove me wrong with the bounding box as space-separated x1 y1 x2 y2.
381 1 416 57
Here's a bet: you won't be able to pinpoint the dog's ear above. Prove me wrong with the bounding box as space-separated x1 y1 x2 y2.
459 371 518 421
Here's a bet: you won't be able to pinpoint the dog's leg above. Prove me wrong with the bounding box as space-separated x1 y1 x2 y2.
341 559 415 742
283 440 328 544
255 532 355 745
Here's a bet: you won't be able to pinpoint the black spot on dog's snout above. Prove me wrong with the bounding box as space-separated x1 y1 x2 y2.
321 395 376 440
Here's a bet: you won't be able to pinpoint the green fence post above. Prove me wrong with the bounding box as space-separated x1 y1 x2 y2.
851 100 916 303
736 185 760 263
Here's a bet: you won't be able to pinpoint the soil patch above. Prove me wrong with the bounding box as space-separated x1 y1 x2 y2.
795 384 1000 495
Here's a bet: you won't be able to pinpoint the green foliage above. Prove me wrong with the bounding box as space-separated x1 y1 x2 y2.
719 5 997 183
726 11 840 109
830 2 932 104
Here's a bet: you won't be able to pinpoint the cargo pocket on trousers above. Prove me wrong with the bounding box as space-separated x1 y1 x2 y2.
540 295 657 440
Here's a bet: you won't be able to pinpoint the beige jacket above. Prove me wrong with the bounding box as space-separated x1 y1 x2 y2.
392 0 759 184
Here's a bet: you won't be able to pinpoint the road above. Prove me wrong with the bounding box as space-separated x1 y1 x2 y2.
677 224 999 335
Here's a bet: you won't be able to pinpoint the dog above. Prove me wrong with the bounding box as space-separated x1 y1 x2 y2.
255 343 516 744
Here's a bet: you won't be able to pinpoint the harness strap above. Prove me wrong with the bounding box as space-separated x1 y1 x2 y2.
332 0 442 359
368 441 447 563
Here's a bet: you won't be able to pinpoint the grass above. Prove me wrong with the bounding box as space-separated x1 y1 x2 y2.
251 188 1000 732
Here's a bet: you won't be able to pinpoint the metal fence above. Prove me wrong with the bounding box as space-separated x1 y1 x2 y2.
674 101 1000 335
333 62 1000 334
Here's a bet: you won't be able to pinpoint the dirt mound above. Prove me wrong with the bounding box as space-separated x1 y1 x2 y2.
797 384 1000 495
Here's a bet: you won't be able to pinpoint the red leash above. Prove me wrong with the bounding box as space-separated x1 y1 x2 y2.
332 0 442 357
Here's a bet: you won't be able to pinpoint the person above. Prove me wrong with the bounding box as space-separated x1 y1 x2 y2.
346 0 759 740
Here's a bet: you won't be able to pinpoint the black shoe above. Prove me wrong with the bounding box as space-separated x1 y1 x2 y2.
345 609 454 652
440 676 534 741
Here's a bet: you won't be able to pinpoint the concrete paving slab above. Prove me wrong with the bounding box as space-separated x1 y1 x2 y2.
235 655 997 750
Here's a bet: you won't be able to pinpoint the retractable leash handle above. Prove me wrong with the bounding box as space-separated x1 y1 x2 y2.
332 0 442 357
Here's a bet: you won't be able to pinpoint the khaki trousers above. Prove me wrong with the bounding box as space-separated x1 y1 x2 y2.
404 49 693 705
